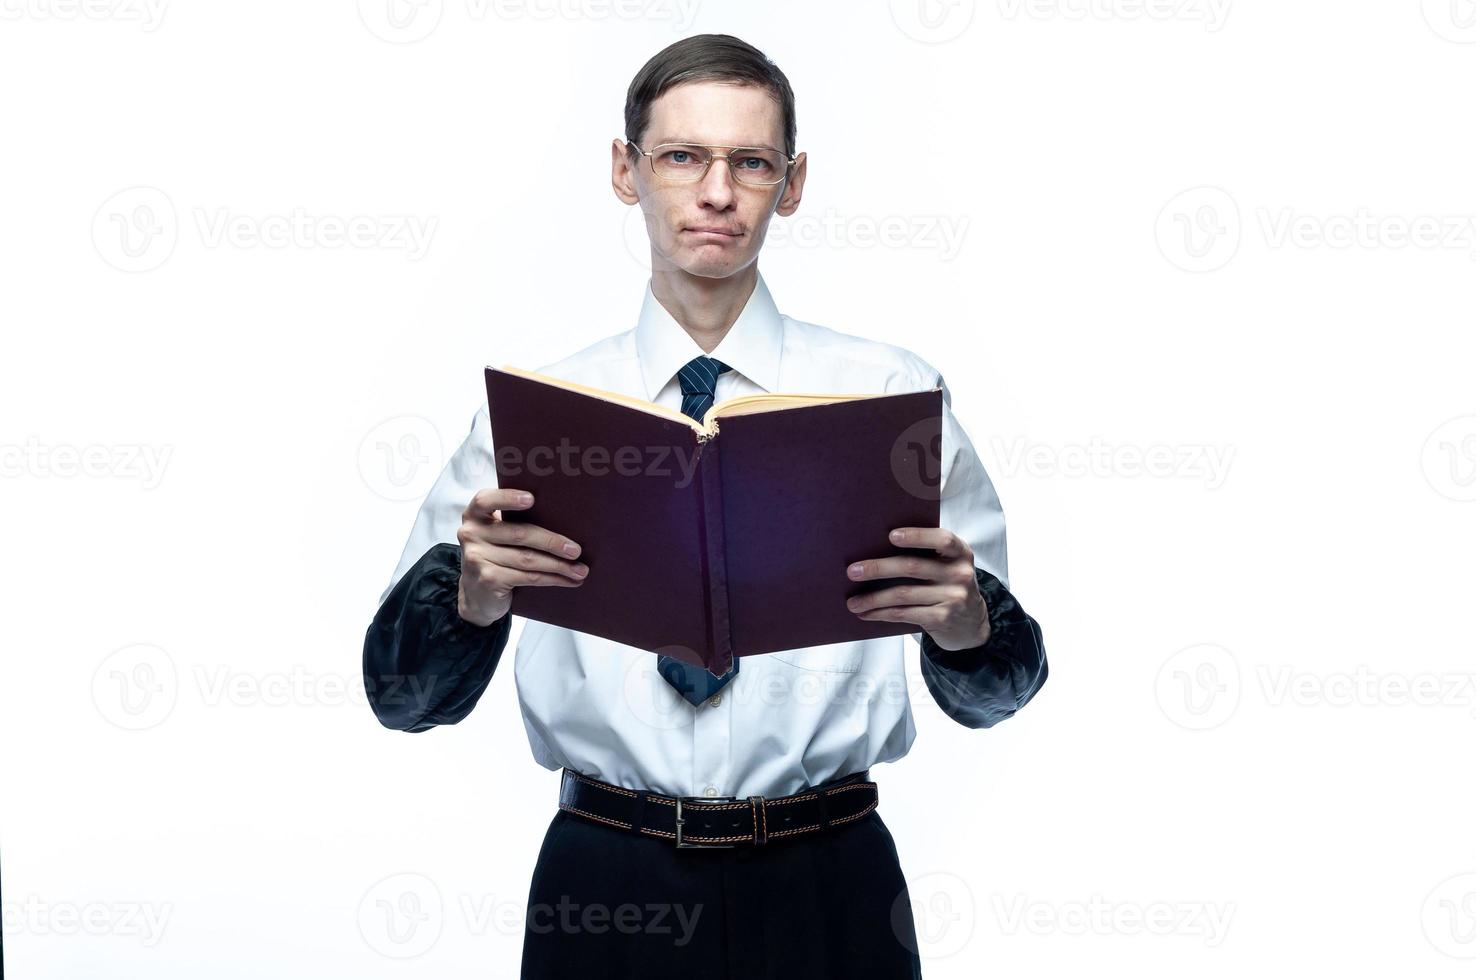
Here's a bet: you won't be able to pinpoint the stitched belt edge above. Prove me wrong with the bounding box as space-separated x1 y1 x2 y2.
556 768 879 847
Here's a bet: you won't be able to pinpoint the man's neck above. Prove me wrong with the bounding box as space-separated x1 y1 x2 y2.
649 266 759 355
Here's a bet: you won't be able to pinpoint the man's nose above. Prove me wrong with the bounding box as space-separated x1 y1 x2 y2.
696 156 738 205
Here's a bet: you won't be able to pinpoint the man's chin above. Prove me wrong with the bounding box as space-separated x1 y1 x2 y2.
659 249 749 279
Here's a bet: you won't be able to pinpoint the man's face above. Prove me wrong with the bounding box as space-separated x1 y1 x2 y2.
612 80 807 280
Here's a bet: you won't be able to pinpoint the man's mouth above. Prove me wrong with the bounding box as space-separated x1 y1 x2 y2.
683 226 741 237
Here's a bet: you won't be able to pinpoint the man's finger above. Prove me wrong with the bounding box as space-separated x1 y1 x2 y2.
851 604 948 629
847 554 951 584
488 566 588 590
473 543 588 582
464 487 535 523
886 527 968 559
846 582 952 616
477 518 582 559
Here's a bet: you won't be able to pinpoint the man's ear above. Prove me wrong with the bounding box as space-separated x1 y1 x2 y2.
774 151 807 217
611 139 640 205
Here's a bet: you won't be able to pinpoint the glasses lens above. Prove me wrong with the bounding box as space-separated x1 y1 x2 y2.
650 144 788 184
650 144 713 179
728 148 787 184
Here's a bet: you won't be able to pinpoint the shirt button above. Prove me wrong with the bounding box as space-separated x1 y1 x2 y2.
708 693 722 707
703 785 719 797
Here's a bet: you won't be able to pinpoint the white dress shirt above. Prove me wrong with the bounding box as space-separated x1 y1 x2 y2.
379 271 1013 799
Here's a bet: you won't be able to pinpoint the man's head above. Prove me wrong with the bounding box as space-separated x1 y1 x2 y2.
612 34 807 281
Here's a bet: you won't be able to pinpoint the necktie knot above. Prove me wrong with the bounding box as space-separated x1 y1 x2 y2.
677 356 731 399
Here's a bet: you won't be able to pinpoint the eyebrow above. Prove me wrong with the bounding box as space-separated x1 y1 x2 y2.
652 137 782 151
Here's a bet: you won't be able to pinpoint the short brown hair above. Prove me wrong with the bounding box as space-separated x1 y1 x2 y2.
624 33 797 158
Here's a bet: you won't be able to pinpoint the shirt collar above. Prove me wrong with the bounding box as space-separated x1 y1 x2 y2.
634 272 783 400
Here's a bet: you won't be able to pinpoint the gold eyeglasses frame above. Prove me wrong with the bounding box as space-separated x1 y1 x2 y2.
624 140 797 187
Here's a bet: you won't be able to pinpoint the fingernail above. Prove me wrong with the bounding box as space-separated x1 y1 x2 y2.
563 542 581 557
572 564 588 577
519 493 533 505
889 529 903 542
848 563 864 578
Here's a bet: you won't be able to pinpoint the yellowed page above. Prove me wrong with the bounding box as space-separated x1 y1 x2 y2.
494 364 707 435
704 391 881 427
494 365 882 438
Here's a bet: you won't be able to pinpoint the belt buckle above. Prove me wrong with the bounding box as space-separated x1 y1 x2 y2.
674 796 739 849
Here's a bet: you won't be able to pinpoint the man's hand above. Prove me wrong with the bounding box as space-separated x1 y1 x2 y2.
455 488 588 626
845 527 990 651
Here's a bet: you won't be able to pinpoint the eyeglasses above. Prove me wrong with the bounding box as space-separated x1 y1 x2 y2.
626 141 795 186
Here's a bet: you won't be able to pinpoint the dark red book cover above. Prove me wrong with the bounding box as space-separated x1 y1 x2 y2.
484 367 943 675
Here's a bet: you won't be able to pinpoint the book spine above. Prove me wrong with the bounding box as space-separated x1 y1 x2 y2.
693 436 734 674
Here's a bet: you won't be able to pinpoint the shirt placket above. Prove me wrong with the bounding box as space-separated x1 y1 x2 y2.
690 677 734 799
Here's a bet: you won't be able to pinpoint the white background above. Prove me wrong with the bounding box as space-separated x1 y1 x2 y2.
3 0 1475 976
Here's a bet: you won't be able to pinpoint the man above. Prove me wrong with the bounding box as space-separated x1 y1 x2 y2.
363 33 1047 979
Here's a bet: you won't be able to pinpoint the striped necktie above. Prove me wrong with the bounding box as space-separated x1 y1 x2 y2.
656 355 740 705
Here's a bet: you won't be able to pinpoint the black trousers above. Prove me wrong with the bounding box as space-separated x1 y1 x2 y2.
519 797 925 978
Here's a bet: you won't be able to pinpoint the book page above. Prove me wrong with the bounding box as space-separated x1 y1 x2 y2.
496 364 888 437
704 392 882 428
494 364 705 434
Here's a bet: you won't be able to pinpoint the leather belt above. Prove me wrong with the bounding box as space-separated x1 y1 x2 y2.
557 767 879 849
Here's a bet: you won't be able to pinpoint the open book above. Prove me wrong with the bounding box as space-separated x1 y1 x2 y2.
484 365 944 676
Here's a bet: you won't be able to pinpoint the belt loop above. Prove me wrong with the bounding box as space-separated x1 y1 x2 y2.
748 795 767 845
558 768 574 809
631 790 649 834
814 786 832 830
